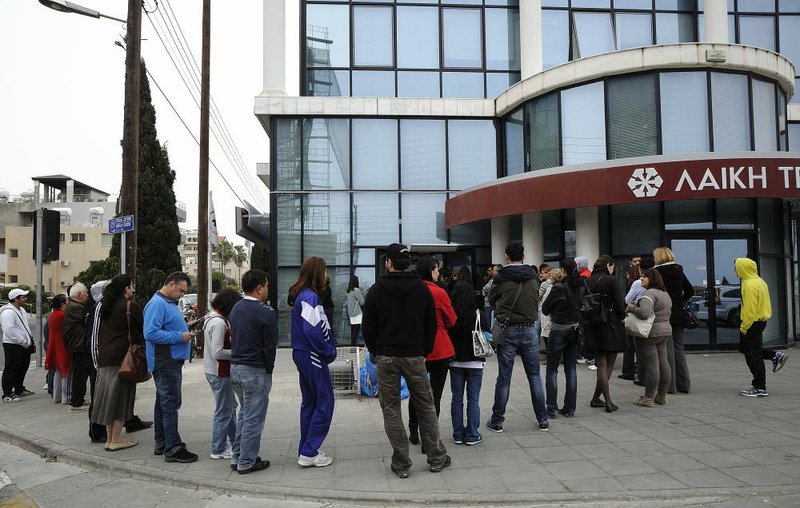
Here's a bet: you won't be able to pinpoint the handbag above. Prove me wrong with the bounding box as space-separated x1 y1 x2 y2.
624 295 655 339
682 301 698 329
491 283 523 347
118 301 152 384
472 310 494 359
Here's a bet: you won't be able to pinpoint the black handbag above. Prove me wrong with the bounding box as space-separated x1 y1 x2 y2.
682 301 698 329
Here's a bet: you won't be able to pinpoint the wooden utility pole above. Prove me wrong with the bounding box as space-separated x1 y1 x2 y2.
197 0 211 323
121 0 142 278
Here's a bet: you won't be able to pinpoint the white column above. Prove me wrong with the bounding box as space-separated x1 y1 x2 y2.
522 212 543 267
263 0 287 96
703 0 729 44
519 0 543 80
66 180 75 203
575 207 600 265
491 217 510 264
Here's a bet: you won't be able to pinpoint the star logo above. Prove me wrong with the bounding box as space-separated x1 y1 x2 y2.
627 167 663 198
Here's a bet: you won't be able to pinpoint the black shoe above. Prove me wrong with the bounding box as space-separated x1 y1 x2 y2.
125 416 154 433
164 446 198 463
409 428 419 445
91 435 108 444
617 374 634 381
430 455 452 473
558 408 574 418
392 467 410 479
238 459 270 474
547 409 558 419
154 447 165 456
487 422 503 433
633 380 646 387
232 456 261 470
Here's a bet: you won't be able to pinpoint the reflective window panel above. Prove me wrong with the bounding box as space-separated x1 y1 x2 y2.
352 119 398 189
616 13 654 49
739 15 776 51
790 123 800 151
397 71 440 97
561 81 607 165
711 73 751 151
275 119 301 190
752 79 778 151
443 8 483 68
573 12 616 59
352 193 399 246
505 108 525 176
485 8 521 70
276 194 302 265
449 120 498 190
486 72 521 97
528 92 561 171
607 73 658 159
401 193 447 244
656 13 695 44
397 7 439 69
306 4 349 68
400 120 447 190
660 71 710 154
307 69 349 97
302 118 350 190
351 71 395 97
442 72 485 98
542 10 570 70
304 193 351 265
779 16 800 69
354 7 393 67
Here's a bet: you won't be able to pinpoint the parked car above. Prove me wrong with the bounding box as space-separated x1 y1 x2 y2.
690 285 741 327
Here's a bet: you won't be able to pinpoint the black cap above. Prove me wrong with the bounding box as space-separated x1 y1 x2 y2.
385 243 410 263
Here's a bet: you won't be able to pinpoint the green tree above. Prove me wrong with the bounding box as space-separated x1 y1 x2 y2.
250 243 270 273
233 244 247 282
213 239 234 274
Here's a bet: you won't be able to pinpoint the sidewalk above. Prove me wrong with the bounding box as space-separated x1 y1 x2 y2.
2 349 800 505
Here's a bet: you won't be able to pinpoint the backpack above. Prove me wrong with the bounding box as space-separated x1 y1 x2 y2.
580 276 610 325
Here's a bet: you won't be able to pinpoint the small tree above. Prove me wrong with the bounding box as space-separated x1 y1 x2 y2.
213 239 234 274
233 244 247 282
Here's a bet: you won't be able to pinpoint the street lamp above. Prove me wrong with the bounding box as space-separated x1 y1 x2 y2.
39 0 141 278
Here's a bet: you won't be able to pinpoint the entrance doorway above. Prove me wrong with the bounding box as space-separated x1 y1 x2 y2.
668 235 753 349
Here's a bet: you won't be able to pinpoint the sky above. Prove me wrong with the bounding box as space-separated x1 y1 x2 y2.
0 0 284 243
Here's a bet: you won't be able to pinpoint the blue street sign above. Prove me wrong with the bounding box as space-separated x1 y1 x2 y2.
109 215 135 234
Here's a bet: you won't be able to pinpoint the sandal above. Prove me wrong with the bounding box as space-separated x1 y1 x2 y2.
106 439 139 452
590 399 606 408
654 394 669 406
633 396 655 408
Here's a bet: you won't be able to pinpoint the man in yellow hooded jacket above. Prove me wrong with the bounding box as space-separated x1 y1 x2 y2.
735 257 788 398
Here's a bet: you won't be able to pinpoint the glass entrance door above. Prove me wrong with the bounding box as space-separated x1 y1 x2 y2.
669 236 752 349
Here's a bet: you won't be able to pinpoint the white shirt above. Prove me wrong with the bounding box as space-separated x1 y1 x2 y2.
0 303 33 347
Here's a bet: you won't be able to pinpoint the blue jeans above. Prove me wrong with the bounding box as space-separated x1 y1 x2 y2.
545 326 579 414
231 364 271 471
153 361 184 453
490 325 548 426
450 366 483 442
206 373 238 455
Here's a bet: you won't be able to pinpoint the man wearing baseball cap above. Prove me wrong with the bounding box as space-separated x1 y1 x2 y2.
1 289 36 402
362 243 450 479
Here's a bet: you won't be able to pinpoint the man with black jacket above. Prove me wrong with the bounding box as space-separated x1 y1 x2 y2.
64 283 90 411
362 243 450 479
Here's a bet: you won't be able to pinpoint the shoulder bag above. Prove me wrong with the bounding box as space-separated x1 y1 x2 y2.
624 295 655 339
472 310 494 359
490 283 522 347
119 301 152 384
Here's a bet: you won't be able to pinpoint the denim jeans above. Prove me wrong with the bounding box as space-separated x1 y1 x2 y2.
206 373 238 455
231 364 271 471
449 366 483 442
490 325 549 427
545 326 578 414
153 361 185 453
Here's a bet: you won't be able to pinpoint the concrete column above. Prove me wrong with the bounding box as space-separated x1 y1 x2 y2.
519 0 543 80
491 217 510 264
522 212 543 267
703 0 729 44
66 180 75 203
33 182 40 205
575 206 600 265
263 0 287 96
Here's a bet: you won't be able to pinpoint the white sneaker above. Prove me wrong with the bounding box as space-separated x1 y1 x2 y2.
210 448 233 460
297 453 333 467
588 365 598 371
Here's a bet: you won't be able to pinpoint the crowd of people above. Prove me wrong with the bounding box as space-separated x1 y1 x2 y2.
0 240 789 480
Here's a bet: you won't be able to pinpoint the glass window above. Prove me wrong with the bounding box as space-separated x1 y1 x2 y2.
739 16 776 51
397 7 439 69
607 73 658 159
449 120 498 190
711 73 751 151
790 123 800 151
542 0 568 6
778 16 800 68
353 193 399 245
505 109 525 176
717 198 755 229
738 0 776 12
561 81 606 165
779 93 787 151
543 210 562 260
486 72 521 97
665 200 713 230
302 118 350 190
781 0 800 12
611 203 661 256
306 4 349 68
398 71 440 97
752 79 778 151
543 10 570 69
401 193 447 244
276 268 299 345
442 72 485 98
660 71 710 154
352 71 395 96
443 9 483 68
304 193 350 265
616 13 653 49
353 119 398 190
793 79 800 105
354 7 393 67
655 0 696 9
656 13 695 43
573 0 610 7
401 120 446 190
450 220 491 245
573 12 616 59
528 92 561 171
615 0 653 8
307 69 349 97
353 249 375 266
276 194 302 265
275 119 301 190
485 8 521 70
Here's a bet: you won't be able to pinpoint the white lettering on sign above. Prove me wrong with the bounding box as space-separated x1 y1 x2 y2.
675 166 774 192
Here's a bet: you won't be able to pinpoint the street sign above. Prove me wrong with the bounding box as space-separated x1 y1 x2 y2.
109 215 135 234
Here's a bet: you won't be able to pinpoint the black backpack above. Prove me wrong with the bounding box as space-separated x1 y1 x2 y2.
580 276 610 325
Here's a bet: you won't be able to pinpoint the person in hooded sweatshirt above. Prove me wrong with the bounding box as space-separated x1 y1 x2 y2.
735 257 788 398
487 241 549 433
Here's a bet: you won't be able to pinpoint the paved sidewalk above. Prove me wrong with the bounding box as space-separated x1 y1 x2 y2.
1 349 800 505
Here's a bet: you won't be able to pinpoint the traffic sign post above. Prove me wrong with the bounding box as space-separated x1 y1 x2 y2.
109 215 135 274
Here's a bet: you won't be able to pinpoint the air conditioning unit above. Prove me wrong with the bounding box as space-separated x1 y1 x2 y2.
59 281 69 287
61 260 71 267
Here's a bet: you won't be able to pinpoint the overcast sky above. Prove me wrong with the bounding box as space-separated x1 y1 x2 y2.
0 0 282 243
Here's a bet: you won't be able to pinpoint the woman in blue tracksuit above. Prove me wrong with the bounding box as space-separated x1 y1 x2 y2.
288 256 338 468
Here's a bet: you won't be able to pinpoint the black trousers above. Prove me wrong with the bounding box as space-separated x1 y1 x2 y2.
70 351 90 406
2 343 32 397
621 337 636 378
739 321 774 390
408 358 450 431
87 361 107 440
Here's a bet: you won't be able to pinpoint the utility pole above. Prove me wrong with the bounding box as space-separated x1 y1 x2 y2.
34 209 44 368
121 0 142 278
197 0 211 323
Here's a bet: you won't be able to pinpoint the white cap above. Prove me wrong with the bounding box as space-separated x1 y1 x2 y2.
8 289 29 300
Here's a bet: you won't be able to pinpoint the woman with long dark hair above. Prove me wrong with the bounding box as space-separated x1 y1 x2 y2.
45 294 70 404
407 256 456 448
91 274 142 451
288 256 337 467
345 275 365 346
583 256 628 412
